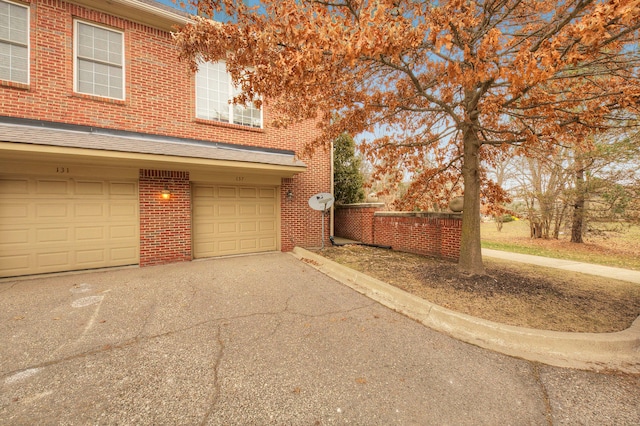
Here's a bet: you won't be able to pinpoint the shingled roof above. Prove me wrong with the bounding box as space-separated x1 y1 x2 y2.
0 119 306 170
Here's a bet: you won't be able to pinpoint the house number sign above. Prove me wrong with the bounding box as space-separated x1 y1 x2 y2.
56 167 70 174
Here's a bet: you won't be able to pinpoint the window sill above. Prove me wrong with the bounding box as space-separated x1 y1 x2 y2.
1 80 30 91
195 118 264 133
72 92 126 105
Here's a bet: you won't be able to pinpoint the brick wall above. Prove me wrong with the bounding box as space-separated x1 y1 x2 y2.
139 169 191 266
335 206 462 261
334 204 385 244
279 140 333 250
0 0 317 153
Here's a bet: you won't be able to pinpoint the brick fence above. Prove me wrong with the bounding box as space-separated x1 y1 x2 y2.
334 203 383 244
334 204 462 261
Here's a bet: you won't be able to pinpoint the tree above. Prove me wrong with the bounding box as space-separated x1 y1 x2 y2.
334 133 366 204
570 153 588 243
568 131 640 240
515 152 572 239
483 150 515 231
508 130 639 242
174 0 640 275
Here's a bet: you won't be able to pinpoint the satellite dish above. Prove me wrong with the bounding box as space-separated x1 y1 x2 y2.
308 193 334 211
308 193 334 249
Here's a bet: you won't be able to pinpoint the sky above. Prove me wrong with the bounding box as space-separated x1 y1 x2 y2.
154 0 262 20
155 0 189 10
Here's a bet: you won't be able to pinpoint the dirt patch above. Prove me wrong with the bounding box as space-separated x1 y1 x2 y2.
315 245 640 333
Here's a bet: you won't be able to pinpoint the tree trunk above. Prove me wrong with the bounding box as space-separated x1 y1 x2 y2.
553 202 568 239
530 220 542 238
571 161 585 243
458 129 485 276
494 214 504 232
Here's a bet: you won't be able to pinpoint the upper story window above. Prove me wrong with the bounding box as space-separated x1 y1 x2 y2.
196 61 262 129
0 0 29 84
74 20 124 99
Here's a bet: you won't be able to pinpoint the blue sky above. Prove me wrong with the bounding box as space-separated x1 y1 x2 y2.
155 0 196 13
154 0 262 19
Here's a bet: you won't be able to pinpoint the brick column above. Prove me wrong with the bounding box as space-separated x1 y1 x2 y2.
281 178 296 252
334 203 385 244
139 169 191 266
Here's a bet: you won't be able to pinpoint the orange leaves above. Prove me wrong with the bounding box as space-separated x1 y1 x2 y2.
436 33 454 51
174 0 639 214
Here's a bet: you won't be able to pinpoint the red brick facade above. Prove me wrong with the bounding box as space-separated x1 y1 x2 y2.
280 147 333 250
139 169 191 266
335 205 462 261
1 0 319 153
0 0 331 268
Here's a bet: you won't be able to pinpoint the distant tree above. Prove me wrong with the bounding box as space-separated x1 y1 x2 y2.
508 130 640 241
484 150 515 231
334 133 366 204
512 153 571 239
569 131 640 241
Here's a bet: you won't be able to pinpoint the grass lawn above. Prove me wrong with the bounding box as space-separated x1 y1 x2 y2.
481 219 640 271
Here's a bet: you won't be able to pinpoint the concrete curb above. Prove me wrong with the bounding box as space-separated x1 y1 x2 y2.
292 247 640 373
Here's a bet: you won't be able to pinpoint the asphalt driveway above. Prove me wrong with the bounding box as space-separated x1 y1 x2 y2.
1 252 638 424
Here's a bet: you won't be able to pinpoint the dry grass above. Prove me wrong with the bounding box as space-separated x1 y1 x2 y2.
481 220 640 270
317 244 640 333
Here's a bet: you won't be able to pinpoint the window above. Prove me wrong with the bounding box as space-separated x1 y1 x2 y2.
0 0 29 84
74 20 124 99
196 61 262 128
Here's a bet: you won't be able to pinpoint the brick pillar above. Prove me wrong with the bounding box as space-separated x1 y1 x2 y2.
441 217 463 260
281 178 296 252
139 169 191 266
334 203 385 244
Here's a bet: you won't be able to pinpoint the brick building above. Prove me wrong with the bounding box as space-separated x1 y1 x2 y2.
0 0 332 277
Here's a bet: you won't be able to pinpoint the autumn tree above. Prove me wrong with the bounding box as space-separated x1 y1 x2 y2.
334 133 366 204
174 0 640 275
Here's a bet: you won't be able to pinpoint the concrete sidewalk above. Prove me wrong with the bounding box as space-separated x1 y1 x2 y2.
294 247 640 374
482 248 640 284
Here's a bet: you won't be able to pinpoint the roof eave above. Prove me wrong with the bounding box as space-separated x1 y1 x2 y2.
0 142 306 178
69 0 191 31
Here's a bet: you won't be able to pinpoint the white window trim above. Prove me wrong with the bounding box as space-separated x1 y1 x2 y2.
73 19 125 100
196 61 263 129
0 0 30 85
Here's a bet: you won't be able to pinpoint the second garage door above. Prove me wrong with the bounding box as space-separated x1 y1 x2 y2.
192 184 278 258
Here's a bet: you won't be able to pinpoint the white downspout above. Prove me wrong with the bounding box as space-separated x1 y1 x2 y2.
330 139 335 237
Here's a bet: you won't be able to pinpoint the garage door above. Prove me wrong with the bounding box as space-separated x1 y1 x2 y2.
0 176 139 277
192 184 278 258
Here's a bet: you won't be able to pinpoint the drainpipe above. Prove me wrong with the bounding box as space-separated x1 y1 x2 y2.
330 139 335 237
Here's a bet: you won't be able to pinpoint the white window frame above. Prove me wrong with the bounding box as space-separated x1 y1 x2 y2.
73 19 125 100
195 61 263 129
0 0 30 85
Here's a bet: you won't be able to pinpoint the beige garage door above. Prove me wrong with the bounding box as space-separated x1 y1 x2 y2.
192 184 278 258
0 176 139 277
